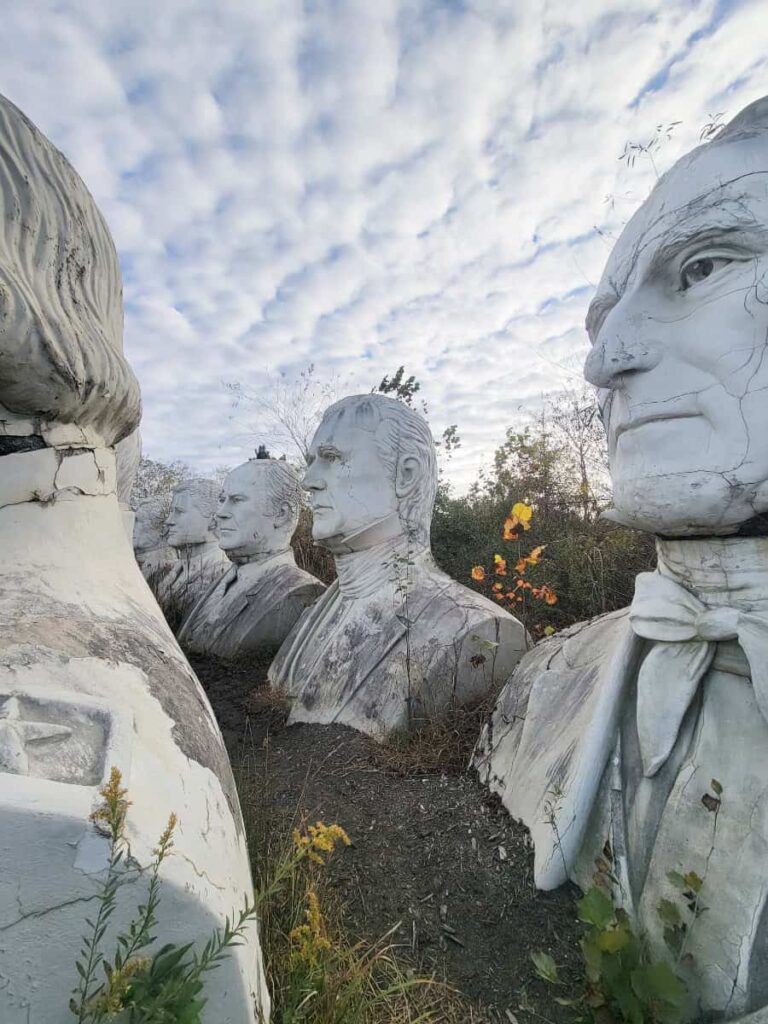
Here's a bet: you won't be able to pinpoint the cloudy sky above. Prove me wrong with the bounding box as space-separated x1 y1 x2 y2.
3 0 767 488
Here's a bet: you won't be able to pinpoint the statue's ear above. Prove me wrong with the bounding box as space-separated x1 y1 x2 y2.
274 501 293 528
396 454 423 500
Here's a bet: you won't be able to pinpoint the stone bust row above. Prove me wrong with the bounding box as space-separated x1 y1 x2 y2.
137 396 527 740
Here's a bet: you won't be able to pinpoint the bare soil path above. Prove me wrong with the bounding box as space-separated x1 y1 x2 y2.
191 652 583 1021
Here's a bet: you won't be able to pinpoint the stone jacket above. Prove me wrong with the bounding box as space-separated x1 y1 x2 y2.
270 546 527 740
475 608 768 1020
178 551 325 659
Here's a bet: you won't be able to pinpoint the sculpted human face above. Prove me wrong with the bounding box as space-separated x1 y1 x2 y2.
165 491 212 548
133 509 163 554
584 136 768 535
216 465 277 558
303 413 399 543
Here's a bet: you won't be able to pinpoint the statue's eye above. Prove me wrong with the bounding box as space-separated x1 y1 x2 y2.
680 255 731 291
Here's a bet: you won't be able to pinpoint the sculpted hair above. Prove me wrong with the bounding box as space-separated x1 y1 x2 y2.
320 394 438 544
0 94 141 444
710 95 768 146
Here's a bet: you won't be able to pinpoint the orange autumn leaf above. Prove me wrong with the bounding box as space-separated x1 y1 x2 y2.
471 566 485 582
503 520 519 542
494 554 507 575
544 588 558 606
526 544 546 565
492 582 503 592
514 558 528 575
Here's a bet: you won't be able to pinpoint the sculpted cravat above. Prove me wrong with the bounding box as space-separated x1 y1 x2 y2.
629 570 768 777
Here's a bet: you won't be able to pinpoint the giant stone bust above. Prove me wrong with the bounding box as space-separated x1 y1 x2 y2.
158 477 229 627
0 95 267 1021
269 394 526 738
179 459 325 658
476 97 768 1020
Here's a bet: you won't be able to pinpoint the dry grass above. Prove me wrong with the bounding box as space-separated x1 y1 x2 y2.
368 697 496 778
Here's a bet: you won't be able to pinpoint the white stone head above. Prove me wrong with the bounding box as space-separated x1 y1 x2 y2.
303 394 437 549
216 459 302 561
133 495 168 555
165 479 220 549
0 95 140 447
585 96 768 537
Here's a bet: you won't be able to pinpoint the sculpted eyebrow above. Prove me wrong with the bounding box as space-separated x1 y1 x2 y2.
649 222 763 272
318 444 342 458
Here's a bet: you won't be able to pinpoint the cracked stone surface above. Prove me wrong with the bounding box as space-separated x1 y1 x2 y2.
269 394 527 739
179 460 325 659
478 97 768 1021
0 95 267 1023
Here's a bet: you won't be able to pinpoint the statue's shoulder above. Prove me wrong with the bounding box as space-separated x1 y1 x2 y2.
244 562 325 603
475 607 630 788
416 557 523 624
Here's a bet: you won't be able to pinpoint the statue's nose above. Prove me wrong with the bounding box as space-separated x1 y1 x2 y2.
584 306 662 389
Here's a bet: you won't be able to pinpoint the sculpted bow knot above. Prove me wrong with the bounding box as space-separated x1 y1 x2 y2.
629 572 768 777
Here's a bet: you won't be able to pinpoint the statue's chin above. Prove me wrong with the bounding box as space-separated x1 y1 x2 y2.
609 472 766 537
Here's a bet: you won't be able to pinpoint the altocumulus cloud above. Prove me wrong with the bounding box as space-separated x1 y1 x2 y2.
2 0 767 487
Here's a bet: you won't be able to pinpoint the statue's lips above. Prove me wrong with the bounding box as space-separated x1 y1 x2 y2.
614 411 701 441
311 505 333 513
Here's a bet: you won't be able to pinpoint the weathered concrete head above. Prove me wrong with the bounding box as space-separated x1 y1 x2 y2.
133 495 168 555
216 459 302 560
165 479 220 549
303 393 437 549
585 96 768 537
0 95 141 447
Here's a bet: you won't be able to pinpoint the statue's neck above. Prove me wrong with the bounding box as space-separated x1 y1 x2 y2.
228 545 294 569
173 538 222 562
330 515 427 600
0 446 144 612
656 535 768 609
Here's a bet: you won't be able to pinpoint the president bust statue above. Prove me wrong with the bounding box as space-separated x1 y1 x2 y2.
269 393 526 738
0 96 266 1020
179 459 325 658
476 97 768 1019
159 478 229 626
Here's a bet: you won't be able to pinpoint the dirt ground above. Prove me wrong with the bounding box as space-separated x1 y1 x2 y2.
190 652 584 1021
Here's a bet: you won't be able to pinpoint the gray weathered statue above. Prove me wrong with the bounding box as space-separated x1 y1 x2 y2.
269 394 527 738
158 478 229 625
179 459 325 658
0 94 268 1021
476 96 768 1020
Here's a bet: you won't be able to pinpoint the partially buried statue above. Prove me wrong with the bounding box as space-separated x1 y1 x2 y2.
179 459 325 658
475 96 768 1019
269 393 527 738
158 477 229 625
0 96 268 1020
